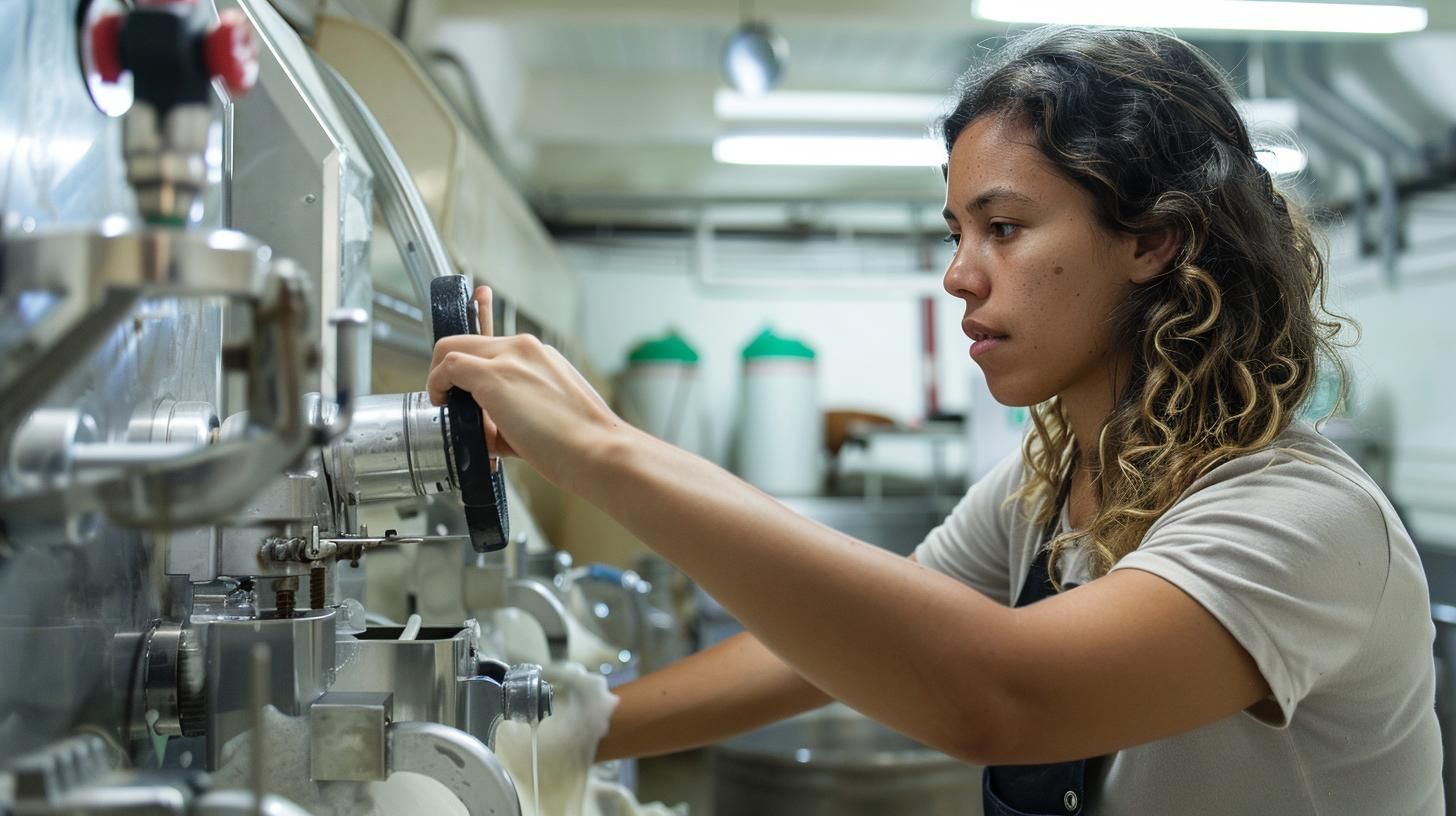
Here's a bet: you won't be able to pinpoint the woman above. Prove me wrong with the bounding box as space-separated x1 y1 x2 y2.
428 26 1442 815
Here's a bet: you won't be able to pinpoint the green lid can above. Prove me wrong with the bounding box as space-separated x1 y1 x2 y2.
741 328 815 361
628 331 700 365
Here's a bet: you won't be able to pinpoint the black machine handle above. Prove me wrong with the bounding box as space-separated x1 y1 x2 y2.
430 275 510 552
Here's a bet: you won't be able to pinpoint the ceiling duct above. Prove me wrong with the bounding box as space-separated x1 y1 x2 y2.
1273 42 1407 281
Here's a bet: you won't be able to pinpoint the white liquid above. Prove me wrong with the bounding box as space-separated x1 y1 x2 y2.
531 722 541 816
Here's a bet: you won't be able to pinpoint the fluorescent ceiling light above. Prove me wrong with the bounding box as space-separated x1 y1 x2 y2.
971 0 1428 34
1256 145 1308 175
715 90 947 124
714 134 945 167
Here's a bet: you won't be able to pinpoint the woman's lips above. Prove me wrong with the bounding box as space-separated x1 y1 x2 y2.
969 335 1007 359
964 322 1008 360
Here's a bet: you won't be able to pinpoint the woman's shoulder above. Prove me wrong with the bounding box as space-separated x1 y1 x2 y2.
1189 421 1381 499
1155 420 1396 546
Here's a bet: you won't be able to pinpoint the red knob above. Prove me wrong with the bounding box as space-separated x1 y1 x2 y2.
89 13 125 83
204 10 258 96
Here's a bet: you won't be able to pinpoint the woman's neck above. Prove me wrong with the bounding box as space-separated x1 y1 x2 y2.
1057 354 1131 529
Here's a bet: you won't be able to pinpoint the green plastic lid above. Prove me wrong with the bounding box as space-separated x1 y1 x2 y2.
628 331 700 364
742 328 815 361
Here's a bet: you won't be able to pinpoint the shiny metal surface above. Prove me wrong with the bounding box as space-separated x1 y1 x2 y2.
201 609 336 770
6 733 122 810
330 392 455 511
0 225 268 431
124 103 211 223
125 400 220 448
308 691 392 782
332 626 473 730
314 56 455 308
0 229 335 533
332 626 552 750
224 0 374 398
0 3 226 768
142 624 186 738
502 663 553 726
387 721 522 816
7 409 101 493
714 706 983 816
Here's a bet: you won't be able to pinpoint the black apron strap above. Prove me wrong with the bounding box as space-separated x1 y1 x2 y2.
982 471 1093 816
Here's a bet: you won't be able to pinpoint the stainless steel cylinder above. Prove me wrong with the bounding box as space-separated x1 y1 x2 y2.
329 391 454 506
7 408 100 491
503 663 553 725
202 609 336 770
126 399 218 447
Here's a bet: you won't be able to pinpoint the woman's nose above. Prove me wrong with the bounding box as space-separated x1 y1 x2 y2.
943 251 990 302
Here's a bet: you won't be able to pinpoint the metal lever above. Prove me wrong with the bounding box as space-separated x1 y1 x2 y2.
310 308 369 444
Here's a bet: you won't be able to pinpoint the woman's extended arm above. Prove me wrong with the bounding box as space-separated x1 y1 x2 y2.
596 630 831 761
427 328 1267 766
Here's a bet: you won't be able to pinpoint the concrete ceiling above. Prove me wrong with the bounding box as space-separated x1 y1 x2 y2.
398 0 1456 232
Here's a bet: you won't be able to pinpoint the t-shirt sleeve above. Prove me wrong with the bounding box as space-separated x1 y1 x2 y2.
1111 450 1392 727
913 447 1024 605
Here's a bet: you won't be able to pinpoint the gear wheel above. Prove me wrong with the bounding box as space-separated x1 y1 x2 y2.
176 627 207 738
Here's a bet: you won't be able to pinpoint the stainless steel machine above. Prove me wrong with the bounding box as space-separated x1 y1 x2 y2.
0 1 557 813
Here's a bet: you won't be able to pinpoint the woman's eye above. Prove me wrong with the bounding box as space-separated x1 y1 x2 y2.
942 233 961 246
990 222 1018 239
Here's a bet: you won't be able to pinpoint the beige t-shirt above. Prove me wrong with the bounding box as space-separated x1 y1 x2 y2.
914 421 1443 815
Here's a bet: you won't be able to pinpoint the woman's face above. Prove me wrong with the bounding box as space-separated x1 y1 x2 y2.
941 115 1152 408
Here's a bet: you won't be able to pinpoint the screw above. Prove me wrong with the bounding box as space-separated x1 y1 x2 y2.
273 576 298 618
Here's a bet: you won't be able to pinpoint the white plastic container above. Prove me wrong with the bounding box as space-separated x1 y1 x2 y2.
735 328 822 496
616 331 705 457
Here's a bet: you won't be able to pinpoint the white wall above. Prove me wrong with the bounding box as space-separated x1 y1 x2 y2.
1325 189 1456 549
568 233 980 482
570 194 1456 549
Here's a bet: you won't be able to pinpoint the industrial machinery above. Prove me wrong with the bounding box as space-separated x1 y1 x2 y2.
0 1 556 813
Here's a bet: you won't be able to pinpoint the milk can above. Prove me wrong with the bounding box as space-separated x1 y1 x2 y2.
734 328 821 496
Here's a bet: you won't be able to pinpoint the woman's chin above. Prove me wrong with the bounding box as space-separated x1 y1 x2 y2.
982 373 1052 409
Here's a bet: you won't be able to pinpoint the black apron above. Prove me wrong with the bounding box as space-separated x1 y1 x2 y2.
981 480 1094 816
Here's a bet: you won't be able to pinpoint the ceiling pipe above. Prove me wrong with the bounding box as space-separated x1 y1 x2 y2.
1274 43 1402 284
689 215 945 297
1327 42 1456 172
1266 58 1377 257
1307 43 1430 176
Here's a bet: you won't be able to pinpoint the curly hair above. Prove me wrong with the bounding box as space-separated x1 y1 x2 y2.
939 27 1348 583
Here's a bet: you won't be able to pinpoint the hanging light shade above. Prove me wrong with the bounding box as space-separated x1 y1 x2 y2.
722 21 788 96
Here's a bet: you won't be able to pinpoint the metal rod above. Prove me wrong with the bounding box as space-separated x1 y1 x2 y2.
250 643 270 816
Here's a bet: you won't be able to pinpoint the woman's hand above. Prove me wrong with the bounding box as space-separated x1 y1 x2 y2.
425 286 634 492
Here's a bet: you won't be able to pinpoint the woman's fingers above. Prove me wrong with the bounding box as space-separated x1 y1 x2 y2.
425 346 519 458
474 285 494 336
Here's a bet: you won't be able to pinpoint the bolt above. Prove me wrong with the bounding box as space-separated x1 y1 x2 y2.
273 576 298 618
310 566 327 609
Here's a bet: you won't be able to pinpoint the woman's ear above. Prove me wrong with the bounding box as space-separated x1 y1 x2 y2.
1129 228 1182 284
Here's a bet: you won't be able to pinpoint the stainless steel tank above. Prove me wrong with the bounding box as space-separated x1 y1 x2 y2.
713 705 983 816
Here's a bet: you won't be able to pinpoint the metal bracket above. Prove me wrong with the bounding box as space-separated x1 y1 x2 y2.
0 229 367 529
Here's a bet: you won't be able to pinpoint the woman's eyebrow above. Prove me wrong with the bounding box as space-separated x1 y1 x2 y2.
942 187 1037 220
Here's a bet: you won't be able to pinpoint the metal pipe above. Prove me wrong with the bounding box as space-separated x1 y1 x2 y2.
1276 43 1404 281
310 308 368 443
